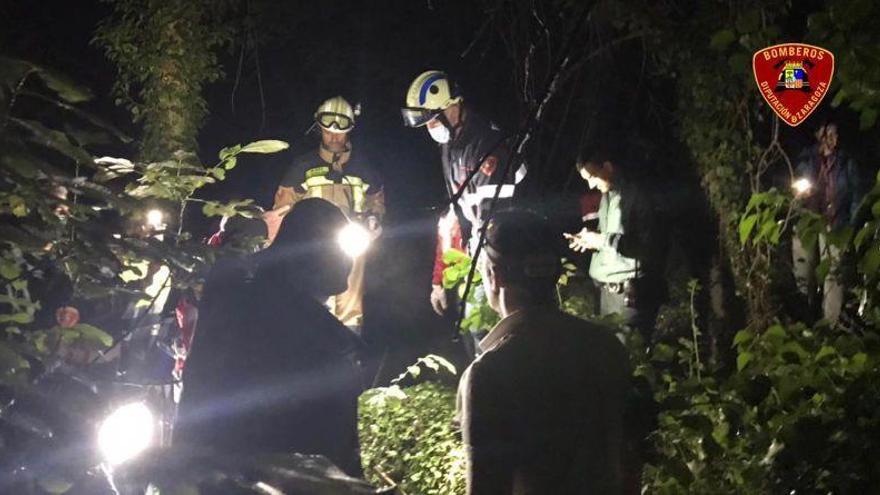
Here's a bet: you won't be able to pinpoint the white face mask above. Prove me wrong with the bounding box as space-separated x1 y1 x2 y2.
428 124 451 144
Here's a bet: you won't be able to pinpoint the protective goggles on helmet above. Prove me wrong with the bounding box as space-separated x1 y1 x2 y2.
316 112 354 132
401 107 441 128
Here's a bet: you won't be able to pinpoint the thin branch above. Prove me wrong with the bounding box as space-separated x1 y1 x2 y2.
230 39 245 113
252 31 267 133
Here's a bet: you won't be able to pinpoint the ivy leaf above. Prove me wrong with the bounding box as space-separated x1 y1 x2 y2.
815 345 837 362
733 330 753 347
739 215 758 244
10 118 94 166
710 29 736 50
442 249 469 265
859 107 878 130
0 341 30 372
860 248 880 276
70 323 113 348
35 67 93 103
406 365 421 379
240 140 289 154
218 145 242 161
0 260 22 280
737 351 753 371
0 312 33 324
764 324 786 342
727 53 751 77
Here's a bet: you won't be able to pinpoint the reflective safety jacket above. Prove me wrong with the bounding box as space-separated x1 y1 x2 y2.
432 111 525 285
274 146 385 218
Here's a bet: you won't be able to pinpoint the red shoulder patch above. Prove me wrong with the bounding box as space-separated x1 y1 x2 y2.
480 155 498 176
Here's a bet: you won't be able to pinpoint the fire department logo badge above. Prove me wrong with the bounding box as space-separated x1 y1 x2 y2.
752 43 834 127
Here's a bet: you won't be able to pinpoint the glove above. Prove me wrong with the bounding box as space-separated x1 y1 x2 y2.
430 284 448 316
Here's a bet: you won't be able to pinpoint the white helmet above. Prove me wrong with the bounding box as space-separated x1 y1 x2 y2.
315 96 358 133
401 70 463 128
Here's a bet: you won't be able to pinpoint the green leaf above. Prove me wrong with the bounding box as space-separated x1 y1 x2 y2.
764 324 786 342
406 365 421 379
652 343 675 363
727 53 751 76
710 29 736 50
735 9 761 33
240 140 289 154
0 312 33 324
70 323 113 347
737 351 753 371
0 260 22 280
218 144 242 160
35 67 93 103
739 215 758 244
223 155 238 170
10 118 94 165
733 330 753 347
851 352 867 372
0 341 29 372
0 56 34 88
815 345 836 361
860 107 878 130
442 249 469 265
210 167 226 180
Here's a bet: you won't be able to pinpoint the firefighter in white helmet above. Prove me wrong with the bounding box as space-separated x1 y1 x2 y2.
402 71 525 336
274 96 385 332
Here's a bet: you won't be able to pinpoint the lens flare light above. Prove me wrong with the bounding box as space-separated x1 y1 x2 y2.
792 177 813 196
337 222 371 258
97 402 155 466
146 209 165 231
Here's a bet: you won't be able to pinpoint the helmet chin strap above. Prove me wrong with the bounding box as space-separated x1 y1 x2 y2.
320 141 352 167
436 111 462 142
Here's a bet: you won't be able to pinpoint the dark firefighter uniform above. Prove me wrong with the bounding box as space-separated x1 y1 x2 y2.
433 111 523 286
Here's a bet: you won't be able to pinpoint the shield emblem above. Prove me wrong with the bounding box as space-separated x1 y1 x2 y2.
752 43 834 127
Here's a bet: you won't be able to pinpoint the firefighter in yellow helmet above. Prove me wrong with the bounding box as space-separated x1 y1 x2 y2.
274 96 385 332
402 71 525 330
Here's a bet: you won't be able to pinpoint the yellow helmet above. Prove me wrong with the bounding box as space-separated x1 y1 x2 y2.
401 70 462 128
315 96 357 133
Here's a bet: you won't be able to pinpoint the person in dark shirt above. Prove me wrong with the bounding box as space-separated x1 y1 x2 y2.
458 209 632 494
177 198 365 476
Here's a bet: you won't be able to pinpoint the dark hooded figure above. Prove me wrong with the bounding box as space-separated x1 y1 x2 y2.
177 198 365 476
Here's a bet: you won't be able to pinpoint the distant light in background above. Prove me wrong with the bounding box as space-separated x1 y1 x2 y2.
146 209 165 231
98 402 155 466
338 222 371 258
792 177 812 196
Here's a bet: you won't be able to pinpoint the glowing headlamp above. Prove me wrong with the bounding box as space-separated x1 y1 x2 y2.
97 402 155 466
145 209 166 231
337 222 371 258
792 177 813 196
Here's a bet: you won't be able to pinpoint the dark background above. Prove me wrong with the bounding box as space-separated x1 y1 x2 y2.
3 0 866 376
0 0 537 374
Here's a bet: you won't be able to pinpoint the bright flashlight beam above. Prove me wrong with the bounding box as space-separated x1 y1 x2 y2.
98 402 154 466
338 222 371 258
146 209 165 230
792 178 812 195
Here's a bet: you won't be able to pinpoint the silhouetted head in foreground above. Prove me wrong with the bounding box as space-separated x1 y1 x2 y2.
480 209 563 315
257 198 352 300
